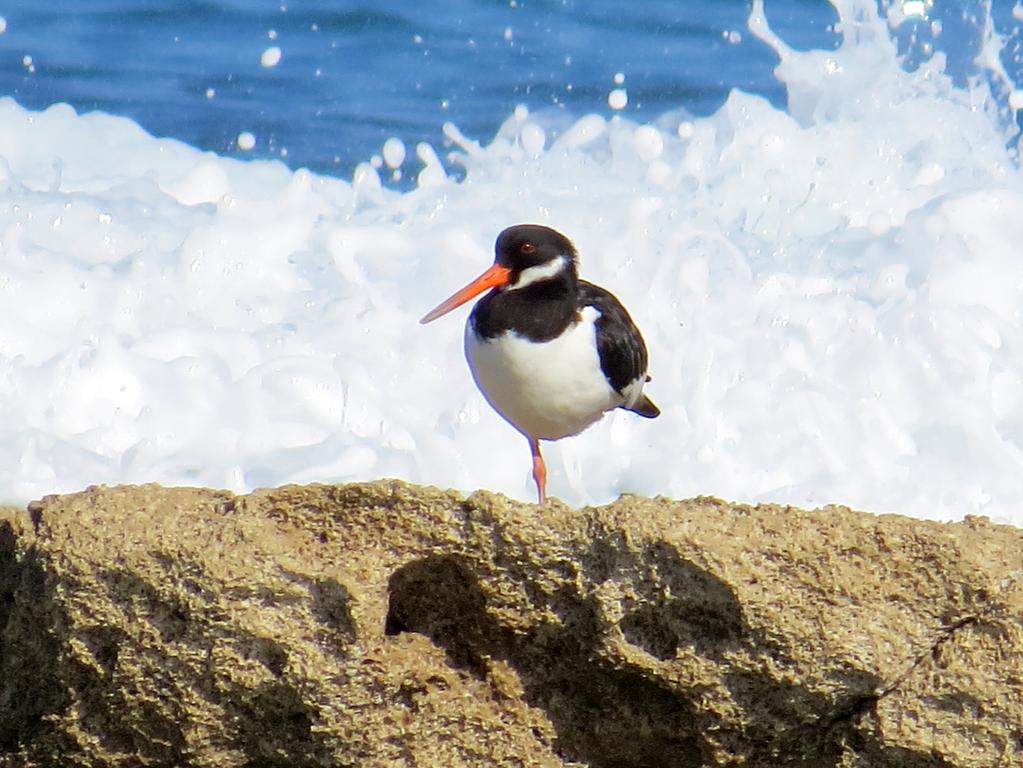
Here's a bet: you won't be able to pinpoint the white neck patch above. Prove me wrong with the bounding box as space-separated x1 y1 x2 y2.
507 255 569 291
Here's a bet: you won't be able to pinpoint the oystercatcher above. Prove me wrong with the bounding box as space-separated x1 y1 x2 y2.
420 224 659 503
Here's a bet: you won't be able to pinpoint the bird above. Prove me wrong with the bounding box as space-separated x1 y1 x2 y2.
420 224 659 504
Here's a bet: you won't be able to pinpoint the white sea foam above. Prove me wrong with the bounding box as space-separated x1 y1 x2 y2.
0 0 1022 524
260 46 282 68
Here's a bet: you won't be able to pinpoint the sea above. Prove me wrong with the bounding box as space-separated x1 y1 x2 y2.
0 0 1022 524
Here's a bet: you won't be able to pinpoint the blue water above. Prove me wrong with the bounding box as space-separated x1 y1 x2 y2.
0 1 847 178
3 1 1023 178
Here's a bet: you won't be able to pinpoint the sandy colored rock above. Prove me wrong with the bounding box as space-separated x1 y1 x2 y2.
0 481 1020 767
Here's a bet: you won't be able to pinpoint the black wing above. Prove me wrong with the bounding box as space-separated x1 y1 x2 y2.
578 280 651 395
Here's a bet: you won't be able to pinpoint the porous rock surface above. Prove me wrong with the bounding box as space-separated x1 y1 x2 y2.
0 481 1021 767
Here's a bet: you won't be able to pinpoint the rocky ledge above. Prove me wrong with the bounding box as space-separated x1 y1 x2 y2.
0 482 1020 767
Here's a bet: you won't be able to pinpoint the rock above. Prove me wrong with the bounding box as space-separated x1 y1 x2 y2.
0 481 1021 767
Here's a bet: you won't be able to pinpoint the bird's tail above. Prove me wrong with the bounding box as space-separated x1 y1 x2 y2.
626 393 660 419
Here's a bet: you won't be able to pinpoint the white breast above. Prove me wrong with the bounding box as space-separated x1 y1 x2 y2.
464 306 624 441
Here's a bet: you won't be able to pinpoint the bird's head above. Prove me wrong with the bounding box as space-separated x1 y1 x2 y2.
420 224 578 324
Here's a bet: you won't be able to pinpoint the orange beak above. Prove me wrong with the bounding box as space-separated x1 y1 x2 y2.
420 263 512 324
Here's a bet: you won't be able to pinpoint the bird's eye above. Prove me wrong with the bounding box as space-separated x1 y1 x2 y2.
520 242 537 255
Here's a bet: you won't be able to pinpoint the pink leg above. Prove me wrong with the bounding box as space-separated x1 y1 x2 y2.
528 437 547 504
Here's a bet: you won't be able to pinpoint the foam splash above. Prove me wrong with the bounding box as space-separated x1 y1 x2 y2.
0 0 1022 524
